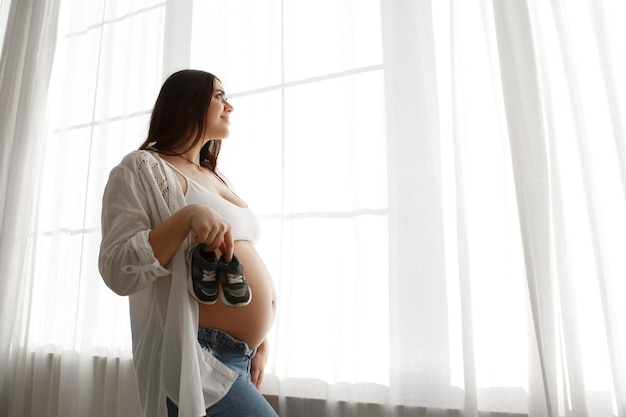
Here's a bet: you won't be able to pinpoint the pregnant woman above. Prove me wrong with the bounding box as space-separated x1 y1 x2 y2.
99 69 278 417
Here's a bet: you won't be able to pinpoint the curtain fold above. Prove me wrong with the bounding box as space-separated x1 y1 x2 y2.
0 0 61 414
545 1 626 413
380 0 457 410
492 1 556 415
530 1 626 415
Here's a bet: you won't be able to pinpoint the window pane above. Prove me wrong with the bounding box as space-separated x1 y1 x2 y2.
190 0 282 92
275 216 388 385
94 8 164 120
283 0 382 81
48 30 101 128
284 71 386 213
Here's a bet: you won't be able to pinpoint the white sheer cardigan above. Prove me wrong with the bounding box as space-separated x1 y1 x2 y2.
98 150 237 417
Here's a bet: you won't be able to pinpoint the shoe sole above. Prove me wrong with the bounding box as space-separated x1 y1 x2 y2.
220 287 252 308
185 245 218 305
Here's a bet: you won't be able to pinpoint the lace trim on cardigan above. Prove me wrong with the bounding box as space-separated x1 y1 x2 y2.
137 150 169 201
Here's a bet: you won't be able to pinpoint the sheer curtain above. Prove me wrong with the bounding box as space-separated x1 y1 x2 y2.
1 0 625 416
0 0 62 415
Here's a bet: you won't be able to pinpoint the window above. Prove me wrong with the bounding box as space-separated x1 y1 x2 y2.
31 0 390 387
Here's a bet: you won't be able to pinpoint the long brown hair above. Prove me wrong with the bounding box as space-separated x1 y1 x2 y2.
139 69 222 171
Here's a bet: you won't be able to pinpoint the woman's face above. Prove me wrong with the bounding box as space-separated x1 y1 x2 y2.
204 79 233 140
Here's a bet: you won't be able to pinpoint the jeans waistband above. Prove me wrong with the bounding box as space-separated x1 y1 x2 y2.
198 327 256 358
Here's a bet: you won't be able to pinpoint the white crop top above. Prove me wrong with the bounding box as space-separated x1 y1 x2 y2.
165 162 261 243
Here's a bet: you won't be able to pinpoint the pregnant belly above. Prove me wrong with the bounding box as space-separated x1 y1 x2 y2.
198 241 276 349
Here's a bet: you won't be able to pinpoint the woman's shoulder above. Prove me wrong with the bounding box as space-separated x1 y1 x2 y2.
110 149 165 174
107 150 163 182
118 149 160 167
107 150 176 198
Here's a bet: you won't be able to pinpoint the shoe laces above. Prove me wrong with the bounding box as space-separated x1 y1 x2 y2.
225 273 244 285
202 269 217 282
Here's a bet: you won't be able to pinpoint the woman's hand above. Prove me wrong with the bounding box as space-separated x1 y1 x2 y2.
251 339 269 389
149 204 233 266
188 204 234 261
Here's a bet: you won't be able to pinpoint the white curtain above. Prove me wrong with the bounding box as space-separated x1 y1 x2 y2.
1 0 625 416
0 0 62 415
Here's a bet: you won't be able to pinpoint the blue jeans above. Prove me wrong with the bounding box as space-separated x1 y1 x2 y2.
167 328 278 417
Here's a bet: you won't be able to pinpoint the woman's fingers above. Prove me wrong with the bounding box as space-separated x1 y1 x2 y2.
251 367 263 389
192 211 232 254
204 230 224 252
220 229 234 262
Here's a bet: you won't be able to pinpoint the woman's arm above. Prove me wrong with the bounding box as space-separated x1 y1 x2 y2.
99 157 233 296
